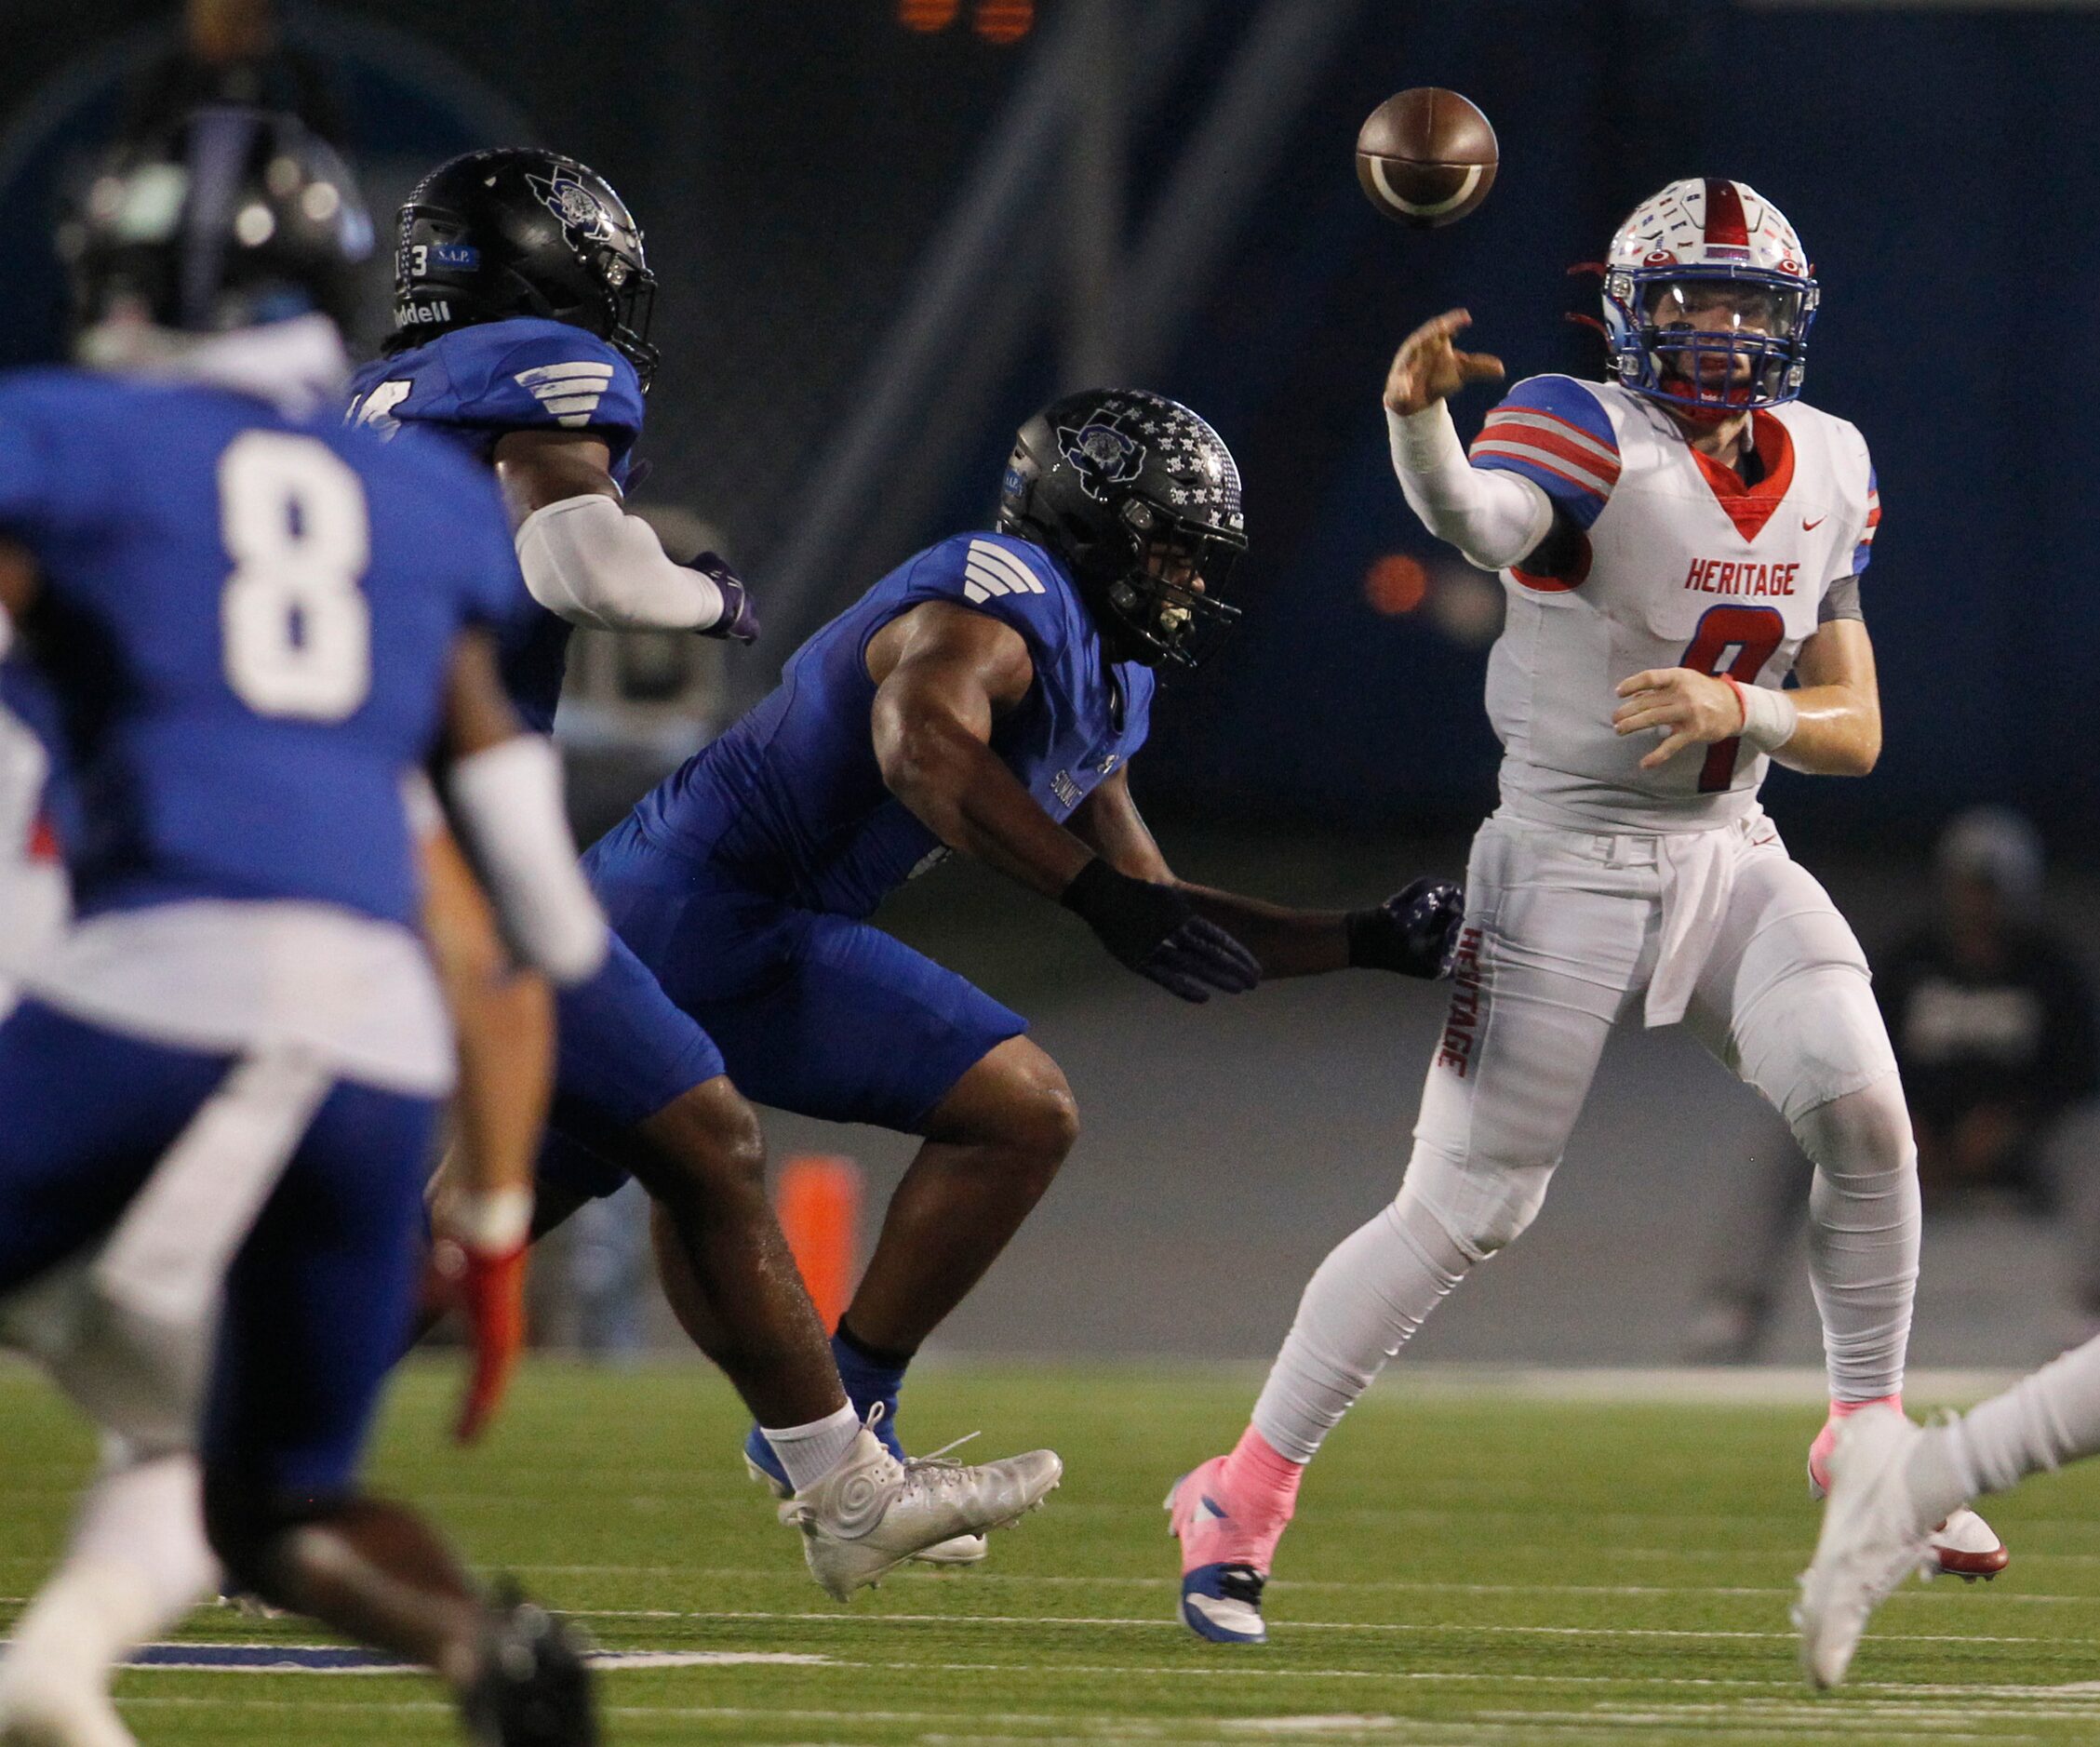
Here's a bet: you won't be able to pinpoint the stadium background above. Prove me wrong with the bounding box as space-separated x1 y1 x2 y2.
7 0 2098 1371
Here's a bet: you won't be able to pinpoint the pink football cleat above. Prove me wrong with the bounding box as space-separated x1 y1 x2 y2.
1166 1454 1293 1645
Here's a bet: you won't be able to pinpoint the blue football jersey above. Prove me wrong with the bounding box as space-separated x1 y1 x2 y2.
345 318 648 732
0 367 523 927
629 532 1154 918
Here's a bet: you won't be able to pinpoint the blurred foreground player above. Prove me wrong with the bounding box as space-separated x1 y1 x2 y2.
540 390 1462 1531
354 149 1063 1592
1800 1355 2100 1685
0 112 607 1745
1168 179 2000 1645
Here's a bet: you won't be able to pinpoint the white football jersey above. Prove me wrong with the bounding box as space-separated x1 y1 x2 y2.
1467 374 1878 833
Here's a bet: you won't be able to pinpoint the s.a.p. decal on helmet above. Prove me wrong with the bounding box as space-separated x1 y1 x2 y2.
1601 178 1817 415
387 148 659 388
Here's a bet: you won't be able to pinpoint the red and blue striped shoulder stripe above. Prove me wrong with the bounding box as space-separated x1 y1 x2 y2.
1851 468 1880 574
1468 378 1621 525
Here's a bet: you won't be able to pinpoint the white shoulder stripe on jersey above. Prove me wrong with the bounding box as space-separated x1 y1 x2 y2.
1479 408 1622 470
514 362 618 429
966 539 1046 595
963 560 1017 602
1471 436 1615 498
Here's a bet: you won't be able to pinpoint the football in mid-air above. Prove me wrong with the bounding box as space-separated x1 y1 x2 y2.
1355 87 1498 228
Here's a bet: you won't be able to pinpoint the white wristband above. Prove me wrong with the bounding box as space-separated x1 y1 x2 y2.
438 1186 534 1255
1735 679 1799 753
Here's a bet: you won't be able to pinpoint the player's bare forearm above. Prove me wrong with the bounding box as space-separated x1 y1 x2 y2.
421 827 553 1207
1175 885 1350 978
1069 774 1346 976
875 693 1092 898
0 538 39 625
1772 619 1881 776
439 629 529 759
1611 620 1879 779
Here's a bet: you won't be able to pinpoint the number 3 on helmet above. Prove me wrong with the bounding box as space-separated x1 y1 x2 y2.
1600 178 1819 416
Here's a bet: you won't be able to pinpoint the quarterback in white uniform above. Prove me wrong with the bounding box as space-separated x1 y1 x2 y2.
1166 179 2000 1646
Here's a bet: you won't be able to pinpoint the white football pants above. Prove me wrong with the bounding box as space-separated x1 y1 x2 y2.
1253 809 1918 1462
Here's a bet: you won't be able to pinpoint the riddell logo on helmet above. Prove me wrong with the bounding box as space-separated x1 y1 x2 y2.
395 301 450 326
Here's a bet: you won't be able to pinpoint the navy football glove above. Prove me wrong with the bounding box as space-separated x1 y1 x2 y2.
691 551 758 644
1345 876 1465 979
1061 859 1261 1003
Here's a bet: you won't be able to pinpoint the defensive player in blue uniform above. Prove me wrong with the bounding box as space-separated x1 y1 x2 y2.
350 149 1063 1593
0 112 606 1746
556 389 1465 1528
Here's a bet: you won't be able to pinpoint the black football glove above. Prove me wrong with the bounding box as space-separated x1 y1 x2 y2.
1060 859 1261 1003
691 552 758 644
1345 876 1465 979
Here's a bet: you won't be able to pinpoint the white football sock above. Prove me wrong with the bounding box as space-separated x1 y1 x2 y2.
1906 1334 2100 1523
1794 1080 1919 1404
1250 1192 1472 1463
0 1447 216 1741
763 1403 863 1493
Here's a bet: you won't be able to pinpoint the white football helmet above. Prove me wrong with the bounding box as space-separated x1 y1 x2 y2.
1601 178 1818 414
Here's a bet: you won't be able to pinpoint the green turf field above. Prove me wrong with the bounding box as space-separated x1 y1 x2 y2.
6 1359 2098 1745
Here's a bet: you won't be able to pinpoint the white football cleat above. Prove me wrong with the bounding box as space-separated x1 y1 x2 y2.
782 1426 1059 1601
1795 1405 1936 1689
745 1450 987 1567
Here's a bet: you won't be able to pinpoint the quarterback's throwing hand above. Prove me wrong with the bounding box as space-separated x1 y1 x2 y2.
1383 308 1505 417
1612 667 1743 769
1347 877 1465 979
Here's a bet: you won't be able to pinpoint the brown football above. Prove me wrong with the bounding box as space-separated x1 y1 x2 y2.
1356 87 1498 229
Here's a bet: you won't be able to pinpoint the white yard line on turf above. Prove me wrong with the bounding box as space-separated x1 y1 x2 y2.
563 1607 2067 1647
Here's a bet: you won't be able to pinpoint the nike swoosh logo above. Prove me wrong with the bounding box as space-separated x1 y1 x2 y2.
1801 515 1826 531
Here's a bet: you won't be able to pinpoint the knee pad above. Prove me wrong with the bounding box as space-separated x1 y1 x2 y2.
1732 951 1899 1129
1398 1141 1554 1263
1793 1073 1916 1183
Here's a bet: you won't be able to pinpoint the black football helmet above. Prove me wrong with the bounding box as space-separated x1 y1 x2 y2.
387 148 658 388
996 389 1247 668
63 106 372 339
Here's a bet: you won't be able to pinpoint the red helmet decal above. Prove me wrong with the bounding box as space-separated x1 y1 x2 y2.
1702 178 1750 250
1643 248 1677 267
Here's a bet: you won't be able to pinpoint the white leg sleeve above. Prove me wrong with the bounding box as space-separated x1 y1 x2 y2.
1251 1193 1471 1462
1686 838 1916 1402
1249 819 1637 1463
1795 1079 1919 1404
1921 1335 2100 1514
0 1447 216 1737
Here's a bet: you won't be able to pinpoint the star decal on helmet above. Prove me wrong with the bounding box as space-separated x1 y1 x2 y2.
1057 420 1148 500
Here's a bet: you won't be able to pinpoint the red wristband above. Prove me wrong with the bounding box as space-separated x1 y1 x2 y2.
1721 673 1749 731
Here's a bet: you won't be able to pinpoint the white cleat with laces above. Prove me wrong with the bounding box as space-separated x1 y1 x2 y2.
1796 1404 1943 1688
782 1422 1061 1601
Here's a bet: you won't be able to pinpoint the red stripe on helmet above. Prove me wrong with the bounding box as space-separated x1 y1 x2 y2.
1703 179 1750 249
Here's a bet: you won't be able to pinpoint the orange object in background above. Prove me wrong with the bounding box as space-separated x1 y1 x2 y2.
898 0 960 31
1364 553 1429 616
973 0 1034 45
776 1154 863 1331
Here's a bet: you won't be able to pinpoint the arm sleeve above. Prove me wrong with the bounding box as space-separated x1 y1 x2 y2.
1818 574 1865 623
513 493 728 633
1386 401 1555 572
1465 375 1622 532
